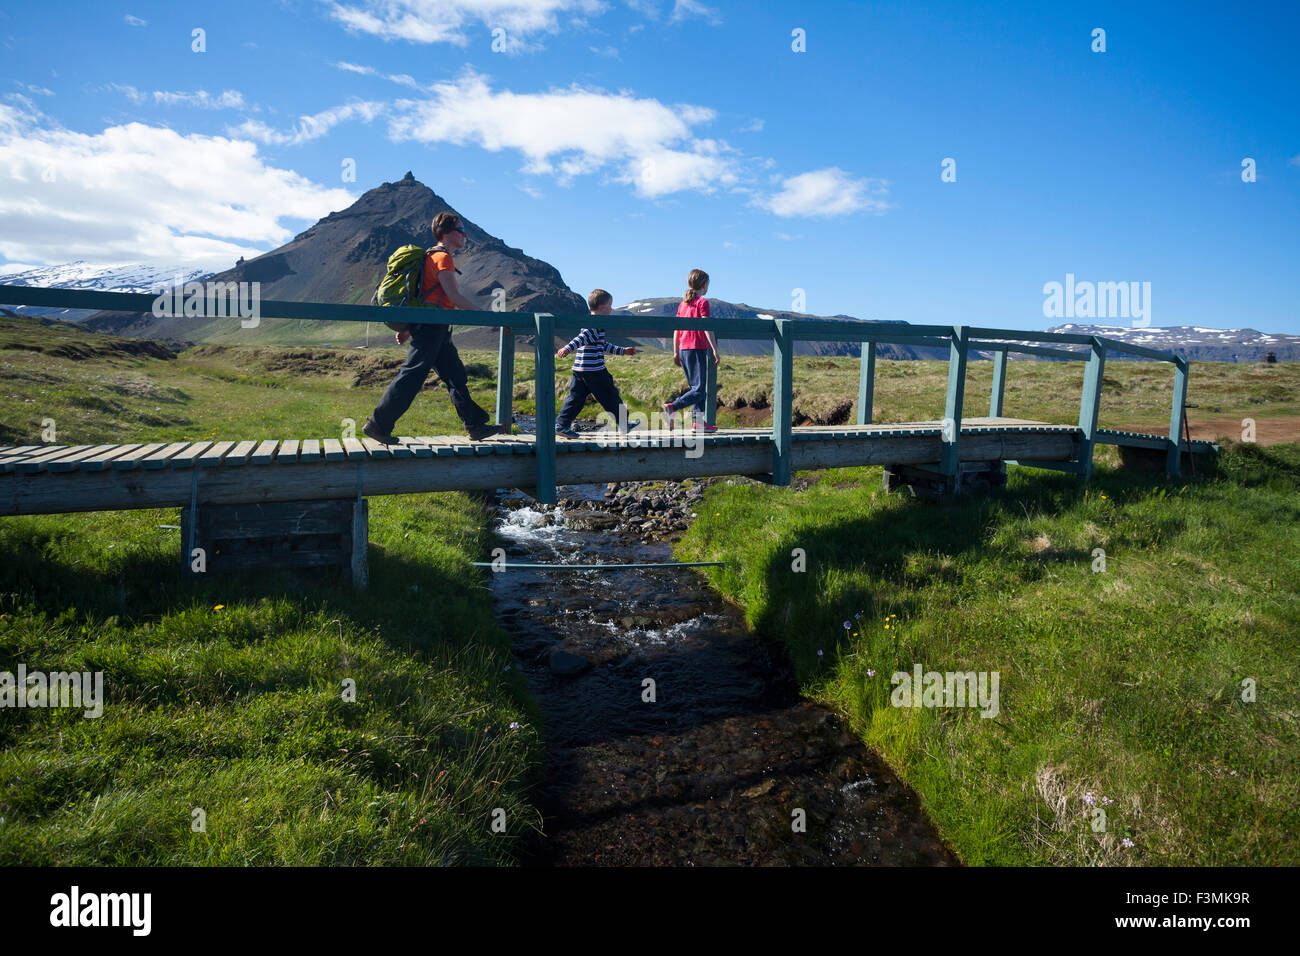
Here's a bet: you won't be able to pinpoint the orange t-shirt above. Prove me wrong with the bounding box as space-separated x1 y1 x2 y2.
420 249 457 308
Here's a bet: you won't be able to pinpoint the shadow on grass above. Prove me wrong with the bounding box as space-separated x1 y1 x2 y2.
744 459 1225 666
0 521 496 662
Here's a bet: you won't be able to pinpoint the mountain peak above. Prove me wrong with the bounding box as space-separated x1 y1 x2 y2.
401 170 415 182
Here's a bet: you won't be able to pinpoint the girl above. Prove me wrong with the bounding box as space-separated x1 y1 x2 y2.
662 268 719 431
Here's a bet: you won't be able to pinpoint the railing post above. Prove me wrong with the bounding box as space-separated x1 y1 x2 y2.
1167 357 1189 478
772 318 793 486
857 340 876 425
496 325 515 429
940 325 969 475
533 313 556 504
1077 336 1107 482
704 351 717 427
989 348 1007 418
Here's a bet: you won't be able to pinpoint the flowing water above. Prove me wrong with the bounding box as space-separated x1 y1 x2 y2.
490 480 957 867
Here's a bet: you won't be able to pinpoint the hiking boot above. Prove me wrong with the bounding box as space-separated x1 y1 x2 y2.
362 417 399 444
467 423 502 442
556 426 580 439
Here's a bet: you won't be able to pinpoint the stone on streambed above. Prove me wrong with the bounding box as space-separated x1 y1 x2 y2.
564 509 620 531
549 648 593 676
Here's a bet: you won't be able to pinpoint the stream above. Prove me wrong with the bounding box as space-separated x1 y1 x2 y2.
488 468 957 866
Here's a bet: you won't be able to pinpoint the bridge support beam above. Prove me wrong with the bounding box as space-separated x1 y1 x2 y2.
1167 357 1189 478
181 497 368 588
857 341 876 425
772 318 793 486
940 326 969 475
1076 336 1107 482
989 349 1008 418
704 352 717 427
533 313 557 503
496 327 515 430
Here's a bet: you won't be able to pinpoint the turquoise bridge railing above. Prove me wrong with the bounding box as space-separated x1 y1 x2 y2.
0 284 1196 503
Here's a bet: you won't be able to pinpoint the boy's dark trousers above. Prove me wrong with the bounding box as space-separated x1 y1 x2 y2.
371 322 490 433
556 368 626 428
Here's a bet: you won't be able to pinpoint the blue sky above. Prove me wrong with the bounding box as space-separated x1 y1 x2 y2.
1 0 1296 333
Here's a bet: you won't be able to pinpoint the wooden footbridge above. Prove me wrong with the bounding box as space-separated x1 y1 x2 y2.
0 283 1217 582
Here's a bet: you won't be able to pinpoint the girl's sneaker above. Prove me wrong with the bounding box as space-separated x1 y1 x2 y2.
693 421 718 433
660 403 675 430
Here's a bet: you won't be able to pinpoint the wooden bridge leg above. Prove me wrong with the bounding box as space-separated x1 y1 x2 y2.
533 312 557 504
1167 357 1189 478
857 341 875 425
704 352 717 427
1077 336 1107 483
350 498 369 589
940 325 969 475
495 327 515 430
989 349 1007 418
772 318 793 486
179 498 368 589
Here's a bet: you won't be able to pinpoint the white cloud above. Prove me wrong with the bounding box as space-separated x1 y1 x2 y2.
589 45 620 58
670 0 719 23
758 167 890 218
1289 154 1300 168
124 14 147 27
386 71 736 196
112 85 248 110
0 102 354 270
17 83 54 97
737 118 763 133
228 101 386 146
335 61 421 89
323 0 604 46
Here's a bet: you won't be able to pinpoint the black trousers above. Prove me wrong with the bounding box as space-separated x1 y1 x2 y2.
556 368 626 429
371 323 490 433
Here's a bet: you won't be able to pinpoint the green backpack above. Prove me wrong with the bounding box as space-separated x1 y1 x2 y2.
373 244 439 332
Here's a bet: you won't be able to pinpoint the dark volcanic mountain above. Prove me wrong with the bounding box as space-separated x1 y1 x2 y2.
613 297 952 359
83 172 586 342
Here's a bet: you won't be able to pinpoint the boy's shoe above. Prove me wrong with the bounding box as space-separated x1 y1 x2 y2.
624 420 641 432
692 422 719 433
467 423 502 441
556 426 580 439
362 417 399 444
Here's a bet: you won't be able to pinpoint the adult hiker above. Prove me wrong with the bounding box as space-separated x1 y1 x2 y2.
364 210 498 444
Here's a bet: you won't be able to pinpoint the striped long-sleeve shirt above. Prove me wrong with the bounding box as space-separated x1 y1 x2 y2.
565 328 627 372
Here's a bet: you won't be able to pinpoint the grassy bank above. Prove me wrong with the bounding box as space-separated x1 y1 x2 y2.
0 317 539 865
676 441 1300 865
0 493 539 865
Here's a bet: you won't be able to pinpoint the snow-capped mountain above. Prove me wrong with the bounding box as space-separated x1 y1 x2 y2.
0 260 213 322
1042 324 1299 362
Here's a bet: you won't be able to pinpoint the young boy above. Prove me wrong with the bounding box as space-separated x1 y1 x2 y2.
554 289 638 438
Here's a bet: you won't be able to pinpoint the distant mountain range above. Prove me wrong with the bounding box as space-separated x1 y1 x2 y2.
1036 324 1300 362
0 261 212 322
0 181 1294 362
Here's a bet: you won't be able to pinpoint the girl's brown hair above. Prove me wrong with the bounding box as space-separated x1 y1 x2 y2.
683 269 709 303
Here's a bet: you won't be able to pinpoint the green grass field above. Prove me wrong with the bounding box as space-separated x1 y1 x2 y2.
2 314 1297 865
676 442 1300 865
